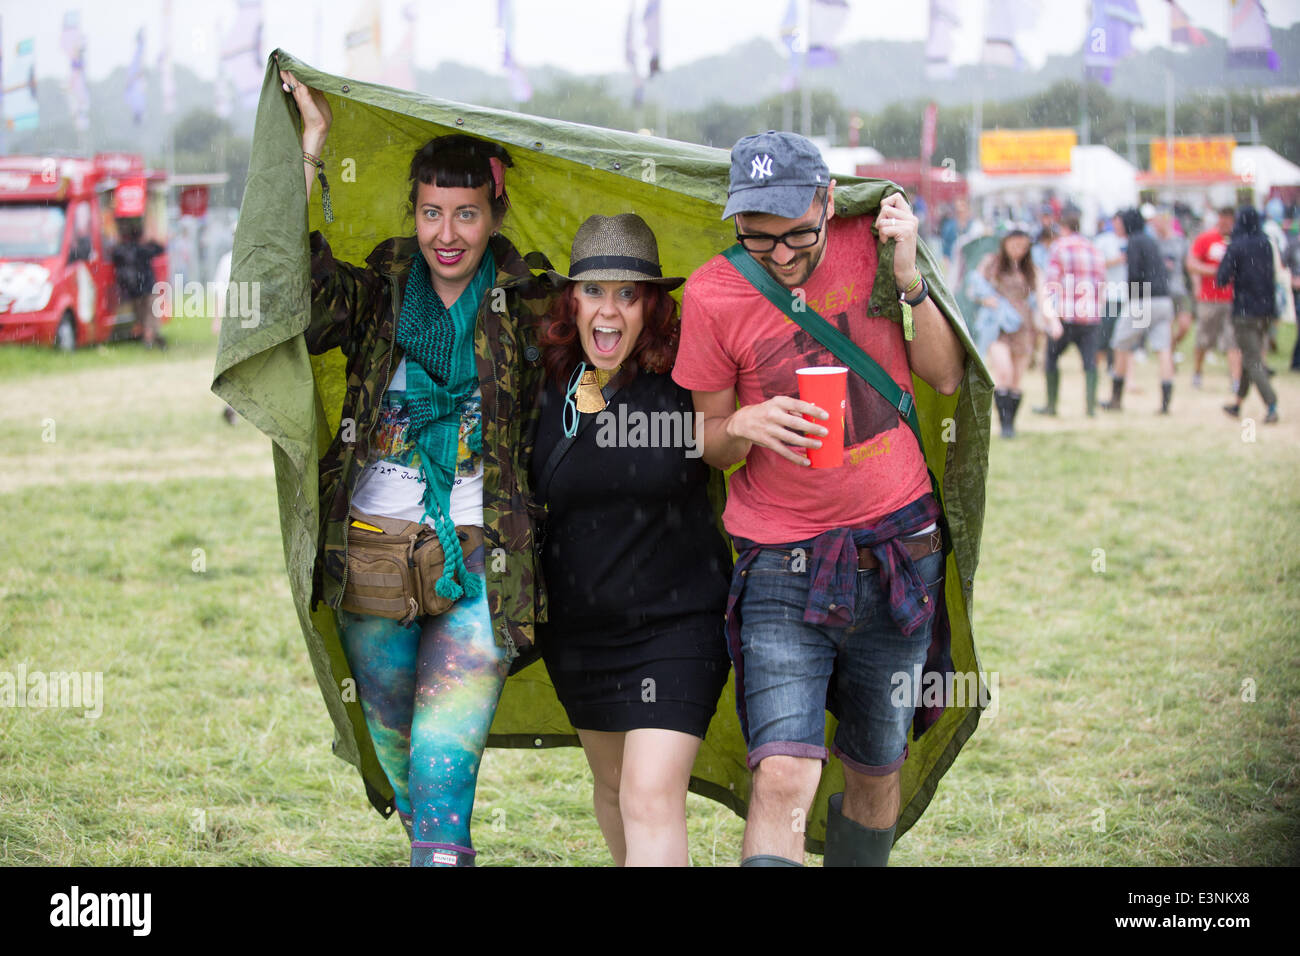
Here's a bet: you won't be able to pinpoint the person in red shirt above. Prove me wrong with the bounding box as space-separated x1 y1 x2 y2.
673 132 966 867
1187 208 1243 391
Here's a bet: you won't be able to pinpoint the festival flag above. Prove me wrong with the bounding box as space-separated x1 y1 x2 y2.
497 0 531 103
61 11 89 132
160 0 175 115
921 101 938 161
643 0 662 78
779 0 802 92
125 28 147 126
626 1 644 106
926 0 961 80
344 0 381 83
382 2 417 91
2 32 39 132
1227 0 1279 71
1168 0 1207 47
806 0 849 68
218 0 264 118
1083 0 1144 86
982 0 1038 70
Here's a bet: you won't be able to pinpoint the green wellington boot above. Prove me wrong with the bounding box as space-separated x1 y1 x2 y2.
1085 368 1098 417
1033 370 1059 415
824 793 896 867
740 854 803 867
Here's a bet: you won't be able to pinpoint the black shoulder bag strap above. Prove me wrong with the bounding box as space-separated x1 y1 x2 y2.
720 243 949 544
534 368 630 506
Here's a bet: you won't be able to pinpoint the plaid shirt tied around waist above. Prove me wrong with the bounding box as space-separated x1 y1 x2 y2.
726 493 952 740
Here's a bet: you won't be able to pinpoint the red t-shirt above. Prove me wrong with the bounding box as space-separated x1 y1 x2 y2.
1190 229 1234 303
672 214 930 544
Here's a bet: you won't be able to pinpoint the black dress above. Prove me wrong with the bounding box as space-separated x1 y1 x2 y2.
531 369 732 737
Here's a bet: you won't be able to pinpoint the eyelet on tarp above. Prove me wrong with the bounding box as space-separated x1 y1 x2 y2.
612 162 621 170
533 142 544 150
340 84 350 92
456 117 464 126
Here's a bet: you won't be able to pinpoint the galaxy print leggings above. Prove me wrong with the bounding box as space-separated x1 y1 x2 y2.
337 546 508 867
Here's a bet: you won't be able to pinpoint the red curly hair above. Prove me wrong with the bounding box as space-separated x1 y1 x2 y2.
539 282 681 388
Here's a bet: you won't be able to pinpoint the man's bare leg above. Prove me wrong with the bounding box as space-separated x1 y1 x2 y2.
741 754 821 863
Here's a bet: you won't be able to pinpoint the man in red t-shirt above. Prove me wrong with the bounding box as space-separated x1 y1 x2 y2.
1187 207 1242 390
673 131 966 867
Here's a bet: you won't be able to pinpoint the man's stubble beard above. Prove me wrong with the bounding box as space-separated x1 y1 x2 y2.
763 238 830 291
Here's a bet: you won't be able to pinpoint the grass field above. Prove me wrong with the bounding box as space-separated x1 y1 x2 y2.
1 312 1297 866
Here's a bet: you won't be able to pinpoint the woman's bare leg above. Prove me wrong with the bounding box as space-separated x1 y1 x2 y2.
576 728 627 865
620 728 702 867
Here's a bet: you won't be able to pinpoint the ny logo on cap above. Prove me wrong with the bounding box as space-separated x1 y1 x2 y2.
750 154 774 181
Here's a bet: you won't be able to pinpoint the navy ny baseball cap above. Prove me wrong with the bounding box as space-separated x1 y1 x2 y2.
722 130 830 220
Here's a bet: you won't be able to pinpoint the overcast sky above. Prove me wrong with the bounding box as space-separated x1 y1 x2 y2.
4 0 1299 83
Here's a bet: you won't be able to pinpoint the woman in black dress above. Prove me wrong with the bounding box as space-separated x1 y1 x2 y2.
532 213 732 866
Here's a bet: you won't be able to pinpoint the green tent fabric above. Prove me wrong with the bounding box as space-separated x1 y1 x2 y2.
212 49 994 857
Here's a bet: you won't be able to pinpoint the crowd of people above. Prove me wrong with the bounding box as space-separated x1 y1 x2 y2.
937 194 1297 436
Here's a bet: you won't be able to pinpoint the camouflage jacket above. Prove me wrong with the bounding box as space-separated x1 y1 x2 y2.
306 231 551 660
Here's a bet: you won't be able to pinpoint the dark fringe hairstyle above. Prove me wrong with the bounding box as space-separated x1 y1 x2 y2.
539 282 681 387
407 134 513 221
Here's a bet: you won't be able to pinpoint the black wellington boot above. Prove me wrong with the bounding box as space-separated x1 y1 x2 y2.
824 793 896 867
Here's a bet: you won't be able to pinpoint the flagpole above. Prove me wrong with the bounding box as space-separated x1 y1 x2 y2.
0 17 6 158
799 0 811 138
1164 63 1175 206
1079 0 1091 148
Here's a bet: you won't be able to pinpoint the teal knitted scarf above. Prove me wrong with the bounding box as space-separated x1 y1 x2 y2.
395 247 495 603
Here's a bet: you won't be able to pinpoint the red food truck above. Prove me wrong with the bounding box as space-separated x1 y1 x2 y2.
0 152 169 349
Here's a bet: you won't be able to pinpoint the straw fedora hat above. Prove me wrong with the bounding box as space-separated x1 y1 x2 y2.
547 213 684 290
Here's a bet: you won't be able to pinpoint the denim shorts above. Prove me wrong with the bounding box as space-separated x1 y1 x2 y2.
736 545 945 775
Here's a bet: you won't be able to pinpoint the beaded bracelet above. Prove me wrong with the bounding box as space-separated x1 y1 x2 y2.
302 151 334 223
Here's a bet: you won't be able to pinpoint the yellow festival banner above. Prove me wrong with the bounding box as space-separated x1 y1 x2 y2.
979 129 1077 175
1150 138 1236 177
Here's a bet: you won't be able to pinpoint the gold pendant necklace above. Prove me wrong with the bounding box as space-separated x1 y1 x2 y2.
575 365 619 413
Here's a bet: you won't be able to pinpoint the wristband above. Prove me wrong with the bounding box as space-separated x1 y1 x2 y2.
901 273 929 307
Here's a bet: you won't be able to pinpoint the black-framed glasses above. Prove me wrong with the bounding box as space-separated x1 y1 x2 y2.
735 197 829 253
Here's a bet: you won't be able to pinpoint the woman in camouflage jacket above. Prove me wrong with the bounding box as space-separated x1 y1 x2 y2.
282 70 550 867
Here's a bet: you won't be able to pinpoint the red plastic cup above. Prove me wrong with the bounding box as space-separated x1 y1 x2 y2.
796 366 847 468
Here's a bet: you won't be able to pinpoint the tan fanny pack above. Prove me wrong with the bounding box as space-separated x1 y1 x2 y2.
341 508 483 624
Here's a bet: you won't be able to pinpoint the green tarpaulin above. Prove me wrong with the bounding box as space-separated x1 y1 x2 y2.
212 50 994 856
